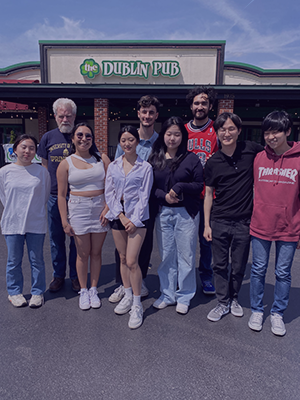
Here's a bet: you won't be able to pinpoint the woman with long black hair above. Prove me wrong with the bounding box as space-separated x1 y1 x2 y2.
149 116 203 314
105 125 153 329
57 122 110 310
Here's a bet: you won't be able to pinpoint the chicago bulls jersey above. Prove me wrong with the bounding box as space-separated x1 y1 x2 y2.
186 119 218 199
186 119 218 167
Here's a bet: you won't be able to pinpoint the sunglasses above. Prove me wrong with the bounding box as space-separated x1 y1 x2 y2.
75 132 93 140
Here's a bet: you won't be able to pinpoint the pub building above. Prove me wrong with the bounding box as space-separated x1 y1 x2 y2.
1 40 300 162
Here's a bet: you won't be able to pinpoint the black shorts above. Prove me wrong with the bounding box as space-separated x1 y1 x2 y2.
109 219 149 231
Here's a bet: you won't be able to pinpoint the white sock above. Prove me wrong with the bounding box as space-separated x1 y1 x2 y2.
133 295 141 306
124 287 132 298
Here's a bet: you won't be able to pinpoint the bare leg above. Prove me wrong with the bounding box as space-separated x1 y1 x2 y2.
126 228 146 296
90 232 107 287
74 234 91 289
112 230 130 288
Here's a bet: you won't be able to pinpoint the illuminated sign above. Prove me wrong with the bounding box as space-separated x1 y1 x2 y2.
80 59 180 79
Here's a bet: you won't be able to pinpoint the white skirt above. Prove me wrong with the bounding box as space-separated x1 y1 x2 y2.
68 194 110 235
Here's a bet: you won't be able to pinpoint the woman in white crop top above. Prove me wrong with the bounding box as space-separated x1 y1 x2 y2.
57 123 110 311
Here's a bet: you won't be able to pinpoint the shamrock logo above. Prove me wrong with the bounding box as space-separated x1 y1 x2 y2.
7 146 17 162
80 59 100 79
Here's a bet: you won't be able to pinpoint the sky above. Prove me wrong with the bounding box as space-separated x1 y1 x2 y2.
1 0 300 70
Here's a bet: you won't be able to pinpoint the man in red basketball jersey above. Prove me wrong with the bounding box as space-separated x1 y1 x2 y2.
185 86 218 295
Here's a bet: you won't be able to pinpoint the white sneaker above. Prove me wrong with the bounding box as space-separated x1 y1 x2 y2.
153 298 170 309
79 289 90 310
114 296 133 315
271 313 286 336
230 299 244 317
141 280 149 297
89 287 101 309
29 294 44 308
128 304 143 329
207 303 230 322
8 294 27 307
176 303 189 315
248 312 263 332
108 285 125 303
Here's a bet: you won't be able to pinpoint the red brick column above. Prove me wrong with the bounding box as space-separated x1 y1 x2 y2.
94 98 109 155
217 99 234 115
38 106 47 140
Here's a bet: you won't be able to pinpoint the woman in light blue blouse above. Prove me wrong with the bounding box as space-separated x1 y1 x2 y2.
105 126 153 329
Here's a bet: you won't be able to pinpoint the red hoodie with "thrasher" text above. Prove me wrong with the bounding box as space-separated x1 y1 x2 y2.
250 141 300 242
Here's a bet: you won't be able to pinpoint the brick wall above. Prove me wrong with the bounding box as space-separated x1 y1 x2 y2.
217 99 234 115
94 98 109 155
38 106 47 140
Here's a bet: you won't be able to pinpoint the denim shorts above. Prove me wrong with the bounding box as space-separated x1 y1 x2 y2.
68 194 110 235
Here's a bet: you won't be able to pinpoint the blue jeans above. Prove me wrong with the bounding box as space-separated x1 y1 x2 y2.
155 206 199 306
250 236 297 316
211 218 250 304
5 234 46 295
198 199 213 282
47 195 77 279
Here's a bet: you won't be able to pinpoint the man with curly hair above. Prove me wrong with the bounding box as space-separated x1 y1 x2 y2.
185 87 218 295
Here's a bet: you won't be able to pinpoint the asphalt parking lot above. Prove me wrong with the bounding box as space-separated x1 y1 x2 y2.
1 225 300 400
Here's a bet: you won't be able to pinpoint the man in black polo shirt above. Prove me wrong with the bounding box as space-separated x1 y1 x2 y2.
204 112 263 322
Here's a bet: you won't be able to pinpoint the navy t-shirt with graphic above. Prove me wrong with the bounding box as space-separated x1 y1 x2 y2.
37 128 73 196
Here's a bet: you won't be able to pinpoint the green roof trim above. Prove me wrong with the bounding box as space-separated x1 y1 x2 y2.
0 61 40 73
39 40 226 45
225 61 300 74
2 83 300 91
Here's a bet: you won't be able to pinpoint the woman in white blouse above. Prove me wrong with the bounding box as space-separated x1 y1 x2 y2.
105 126 153 329
0 135 50 308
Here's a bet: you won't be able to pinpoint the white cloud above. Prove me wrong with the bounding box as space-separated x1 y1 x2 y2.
0 17 108 67
24 17 105 41
0 16 158 67
2 8 300 70
194 0 300 68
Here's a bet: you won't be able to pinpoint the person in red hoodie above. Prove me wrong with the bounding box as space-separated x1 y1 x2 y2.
248 110 300 337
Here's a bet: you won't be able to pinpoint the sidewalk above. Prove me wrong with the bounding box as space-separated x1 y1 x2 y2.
0 228 300 400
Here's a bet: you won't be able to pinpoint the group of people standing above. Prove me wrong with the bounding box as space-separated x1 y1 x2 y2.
1 87 300 335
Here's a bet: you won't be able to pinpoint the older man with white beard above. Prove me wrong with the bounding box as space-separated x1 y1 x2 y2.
38 98 79 292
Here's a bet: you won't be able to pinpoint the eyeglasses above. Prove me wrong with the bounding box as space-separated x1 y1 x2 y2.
218 127 238 134
76 132 93 140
